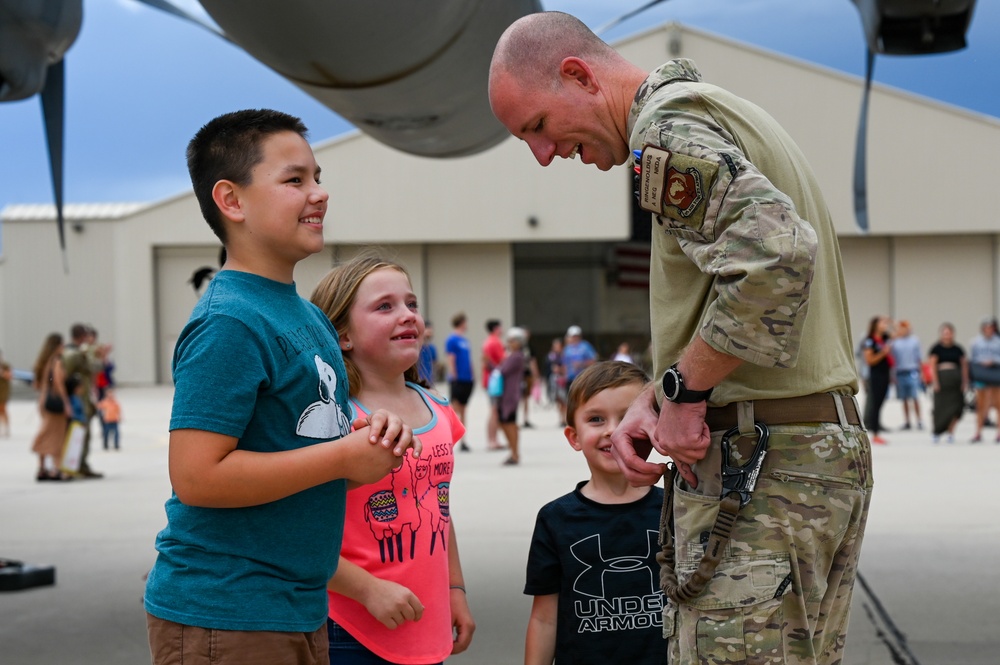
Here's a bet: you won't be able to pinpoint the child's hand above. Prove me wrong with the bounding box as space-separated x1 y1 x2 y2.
361 578 424 629
341 429 413 485
352 409 422 458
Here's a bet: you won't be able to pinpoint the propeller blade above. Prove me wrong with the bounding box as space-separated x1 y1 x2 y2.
39 58 68 271
595 0 674 36
852 47 876 234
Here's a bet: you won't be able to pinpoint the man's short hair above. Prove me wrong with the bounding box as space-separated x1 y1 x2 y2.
491 11 615 89
486 319 501 334
186 109 309 243
451 312 467 329
566 360 649 427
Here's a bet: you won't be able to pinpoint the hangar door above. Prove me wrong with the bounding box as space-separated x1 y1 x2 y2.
153 246 223 385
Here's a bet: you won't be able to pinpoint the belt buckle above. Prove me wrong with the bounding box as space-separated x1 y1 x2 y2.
720 422 769 508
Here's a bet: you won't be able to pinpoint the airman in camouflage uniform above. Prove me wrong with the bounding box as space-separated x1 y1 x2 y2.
490 12 872 665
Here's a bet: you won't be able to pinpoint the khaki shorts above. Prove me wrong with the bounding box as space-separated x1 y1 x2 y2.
146 613 329 665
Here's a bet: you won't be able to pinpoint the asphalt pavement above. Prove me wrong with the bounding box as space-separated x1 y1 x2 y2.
1 383 997 664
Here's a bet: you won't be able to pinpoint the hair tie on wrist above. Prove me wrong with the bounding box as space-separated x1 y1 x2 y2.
450 585 466 594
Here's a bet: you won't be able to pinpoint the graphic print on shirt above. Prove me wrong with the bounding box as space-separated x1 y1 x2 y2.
295 354 352 439
413 453 451 555
570 529 664 633
364 455 424 563
363 440 454 563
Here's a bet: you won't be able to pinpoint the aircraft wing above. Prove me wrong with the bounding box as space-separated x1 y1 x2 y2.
198 0 542 158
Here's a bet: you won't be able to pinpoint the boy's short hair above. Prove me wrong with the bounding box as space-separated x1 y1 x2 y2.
186 109 309 243
486 319 501 334
566 361 649 427
451 312 466 329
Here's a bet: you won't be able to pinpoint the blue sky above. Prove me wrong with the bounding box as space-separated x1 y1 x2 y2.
1 0 997 214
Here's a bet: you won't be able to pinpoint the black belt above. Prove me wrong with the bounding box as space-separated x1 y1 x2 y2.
705 393 861 432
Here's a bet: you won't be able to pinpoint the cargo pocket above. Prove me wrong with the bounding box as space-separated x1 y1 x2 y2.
671 481 793 664
677 556 792 664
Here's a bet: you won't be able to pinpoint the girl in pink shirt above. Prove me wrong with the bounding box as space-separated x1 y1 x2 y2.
311 253 475 664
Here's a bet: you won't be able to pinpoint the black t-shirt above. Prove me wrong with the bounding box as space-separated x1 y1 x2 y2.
864 335 891 379
525 481 667 664
929 343 965 365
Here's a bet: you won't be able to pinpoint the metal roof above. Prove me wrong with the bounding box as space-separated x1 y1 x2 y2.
0 202 150 221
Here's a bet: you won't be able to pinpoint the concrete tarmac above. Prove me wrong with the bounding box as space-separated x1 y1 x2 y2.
1 384 997 664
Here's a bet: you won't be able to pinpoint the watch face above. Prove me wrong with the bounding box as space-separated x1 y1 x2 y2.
662 368 681 401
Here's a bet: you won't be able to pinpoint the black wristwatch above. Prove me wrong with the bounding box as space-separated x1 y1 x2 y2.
661 364 713 403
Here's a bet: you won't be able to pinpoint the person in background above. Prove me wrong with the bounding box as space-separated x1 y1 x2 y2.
0 349 12 437
545 337 567 426
969 317 1000 443
927 322 968 444
520 327 542 429
562 325 597 393
482 319 505 451
890 320 924 430
863 316 894 444
497 327 527 465
612 341 634 364
62 323 108 479
445 312 474 452
30 333 72 481
97 386 123 451
417 320 438 386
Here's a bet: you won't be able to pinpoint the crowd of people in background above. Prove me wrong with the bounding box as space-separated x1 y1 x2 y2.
435 315 644 463
858 314 1000 444
24 323 117 481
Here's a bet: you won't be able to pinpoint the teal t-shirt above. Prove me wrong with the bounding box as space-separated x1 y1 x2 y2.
144 270 351 631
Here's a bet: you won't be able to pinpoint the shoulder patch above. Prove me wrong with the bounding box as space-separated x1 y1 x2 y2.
637 144 717 231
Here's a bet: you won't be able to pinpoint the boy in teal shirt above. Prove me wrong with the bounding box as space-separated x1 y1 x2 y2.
144 109 418 665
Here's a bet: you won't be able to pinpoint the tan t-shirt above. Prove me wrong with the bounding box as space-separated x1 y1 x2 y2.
627 59 858 405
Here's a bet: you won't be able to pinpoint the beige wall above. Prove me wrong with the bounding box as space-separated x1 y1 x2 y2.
841 234 998 350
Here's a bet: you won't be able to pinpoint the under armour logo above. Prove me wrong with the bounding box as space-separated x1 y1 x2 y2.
570 530 660 599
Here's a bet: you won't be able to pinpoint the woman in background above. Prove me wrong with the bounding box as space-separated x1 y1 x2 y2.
31 333 72 480
927 322 968 444
862 315 894 444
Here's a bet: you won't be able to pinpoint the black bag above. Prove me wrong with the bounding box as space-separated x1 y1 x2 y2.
43 392 64 414
971 363 1000 386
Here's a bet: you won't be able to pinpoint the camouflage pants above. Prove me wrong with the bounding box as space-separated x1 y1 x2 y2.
662 420 873 665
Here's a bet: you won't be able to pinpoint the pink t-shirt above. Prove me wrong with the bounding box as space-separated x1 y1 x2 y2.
328 383 464 664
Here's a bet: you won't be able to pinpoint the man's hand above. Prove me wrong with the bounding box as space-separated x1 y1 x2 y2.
653 400 711 487
610 384 666 486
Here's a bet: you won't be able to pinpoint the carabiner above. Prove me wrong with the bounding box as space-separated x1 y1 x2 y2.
720 422 769 508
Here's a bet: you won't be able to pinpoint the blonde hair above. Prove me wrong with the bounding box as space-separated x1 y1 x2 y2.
310 251 422 396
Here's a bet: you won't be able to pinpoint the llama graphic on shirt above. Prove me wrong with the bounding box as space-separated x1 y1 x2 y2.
296 355 352 439
364 455 423 563
414 454 450 555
